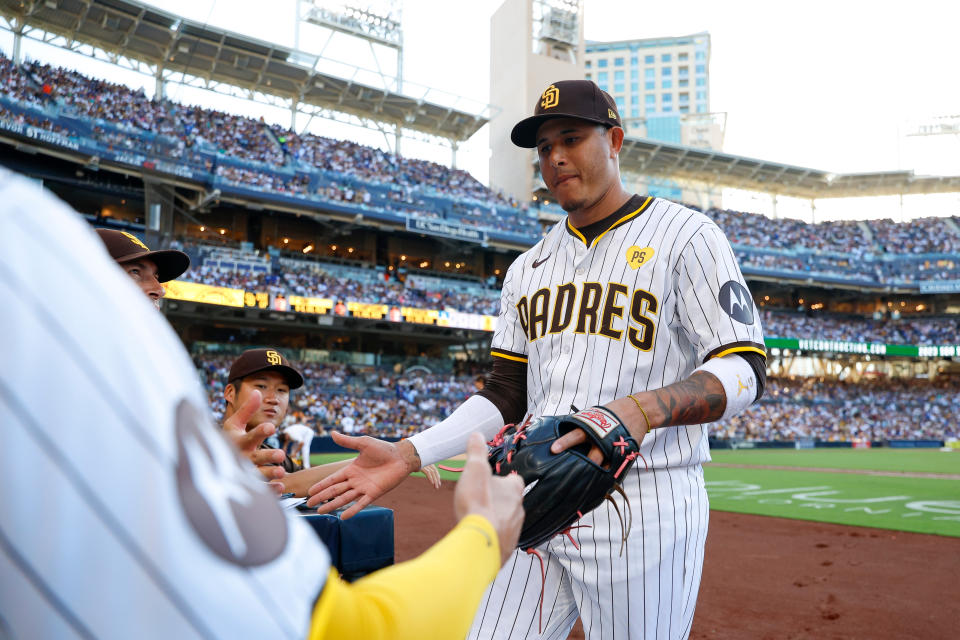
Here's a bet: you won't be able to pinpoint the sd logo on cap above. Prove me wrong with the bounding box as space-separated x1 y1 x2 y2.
512 79 622 148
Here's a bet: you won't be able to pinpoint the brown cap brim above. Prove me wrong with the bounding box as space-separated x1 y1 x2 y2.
115 249 190 283
511 113 613 148
239 364 304 390
228 348 305 390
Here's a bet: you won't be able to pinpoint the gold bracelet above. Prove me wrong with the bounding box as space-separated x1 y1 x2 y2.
628 393 652 431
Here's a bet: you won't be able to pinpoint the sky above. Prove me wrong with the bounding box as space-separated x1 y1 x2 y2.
3 0 959 221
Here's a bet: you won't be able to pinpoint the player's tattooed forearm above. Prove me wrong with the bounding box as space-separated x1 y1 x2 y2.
650 371 726 427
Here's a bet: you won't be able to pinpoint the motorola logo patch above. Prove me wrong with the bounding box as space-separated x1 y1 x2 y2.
718 281 755 325
175 399 288 566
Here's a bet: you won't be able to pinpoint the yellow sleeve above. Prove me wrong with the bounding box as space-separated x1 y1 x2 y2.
308 514 502 640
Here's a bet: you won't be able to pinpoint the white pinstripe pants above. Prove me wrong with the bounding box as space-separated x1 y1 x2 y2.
467 464 710 640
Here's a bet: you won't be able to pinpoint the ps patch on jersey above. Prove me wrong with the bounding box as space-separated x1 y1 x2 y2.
718 280 755 325
625 246 654 270
175 398 289 566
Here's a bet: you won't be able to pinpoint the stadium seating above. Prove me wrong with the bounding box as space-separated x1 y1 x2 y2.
0 54 539 240
193 353 958 442
195 355 478 438
177 244 958 336
3 53 960 286
713 376 959 442
761 309 960 345
180 250 501 315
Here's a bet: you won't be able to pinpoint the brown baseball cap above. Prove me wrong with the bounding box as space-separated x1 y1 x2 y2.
95 229 190 283
511 79 623 148
228 348 304 389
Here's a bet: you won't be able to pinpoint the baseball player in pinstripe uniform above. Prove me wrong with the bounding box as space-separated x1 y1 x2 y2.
310 80 766 639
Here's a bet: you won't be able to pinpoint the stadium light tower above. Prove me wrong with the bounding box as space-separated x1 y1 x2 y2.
897 114 960 221
905 115 960 138
295 0 405 149
0 0 493 169
531 0 581 62
296 0 402 86
489 0 585 202
902 114 960 175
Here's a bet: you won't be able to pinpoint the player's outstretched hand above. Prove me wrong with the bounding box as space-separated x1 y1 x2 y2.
421 463 442 489
306 431 416 518
222 389 286 481
455 432 524 564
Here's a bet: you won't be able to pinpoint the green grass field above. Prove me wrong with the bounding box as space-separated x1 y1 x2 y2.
312 448 960 537
703 448 960 537
708 448 960 474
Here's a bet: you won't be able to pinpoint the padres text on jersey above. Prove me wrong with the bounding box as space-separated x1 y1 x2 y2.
489 195 765 470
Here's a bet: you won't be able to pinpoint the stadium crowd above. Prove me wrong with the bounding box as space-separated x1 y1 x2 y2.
19 59 174 134
706 208 873 254
3 53 960 277
1 55 524 205
215 165 311 195
196 355 478 438
0 104 73 137
869 215 960 254
761 310 960 345
269 123 517 206
192 353 959 443
177 248 955 338
713 376 959 442
90 124 191 160
0 56 49 107
181 257 502 316
916 257 960 278
177 105 284 165
712 208 960 281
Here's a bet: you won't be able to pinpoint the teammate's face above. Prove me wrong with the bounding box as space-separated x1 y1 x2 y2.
122 258 164 308
535 118 622 214
228 372 291 431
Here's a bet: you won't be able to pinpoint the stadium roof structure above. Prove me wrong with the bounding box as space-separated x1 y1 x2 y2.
618 137 960 199
0 0 491 142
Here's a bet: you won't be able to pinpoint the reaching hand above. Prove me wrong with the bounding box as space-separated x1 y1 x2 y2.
306 431 418 518
222 389 286 481
421 463 442 489
455 432 524 564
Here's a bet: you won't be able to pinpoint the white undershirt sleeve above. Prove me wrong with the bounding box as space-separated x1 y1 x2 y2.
406 395 506 467
694 354 759 420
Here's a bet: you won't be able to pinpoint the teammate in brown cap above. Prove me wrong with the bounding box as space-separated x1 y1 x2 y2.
221 348 307 481
95 229 190 308
223 348 442 494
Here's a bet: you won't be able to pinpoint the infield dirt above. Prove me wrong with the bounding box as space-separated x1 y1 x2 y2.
378 477 959 639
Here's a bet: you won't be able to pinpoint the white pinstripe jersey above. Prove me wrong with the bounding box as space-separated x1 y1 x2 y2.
490 195 765 469
0 170 329 639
